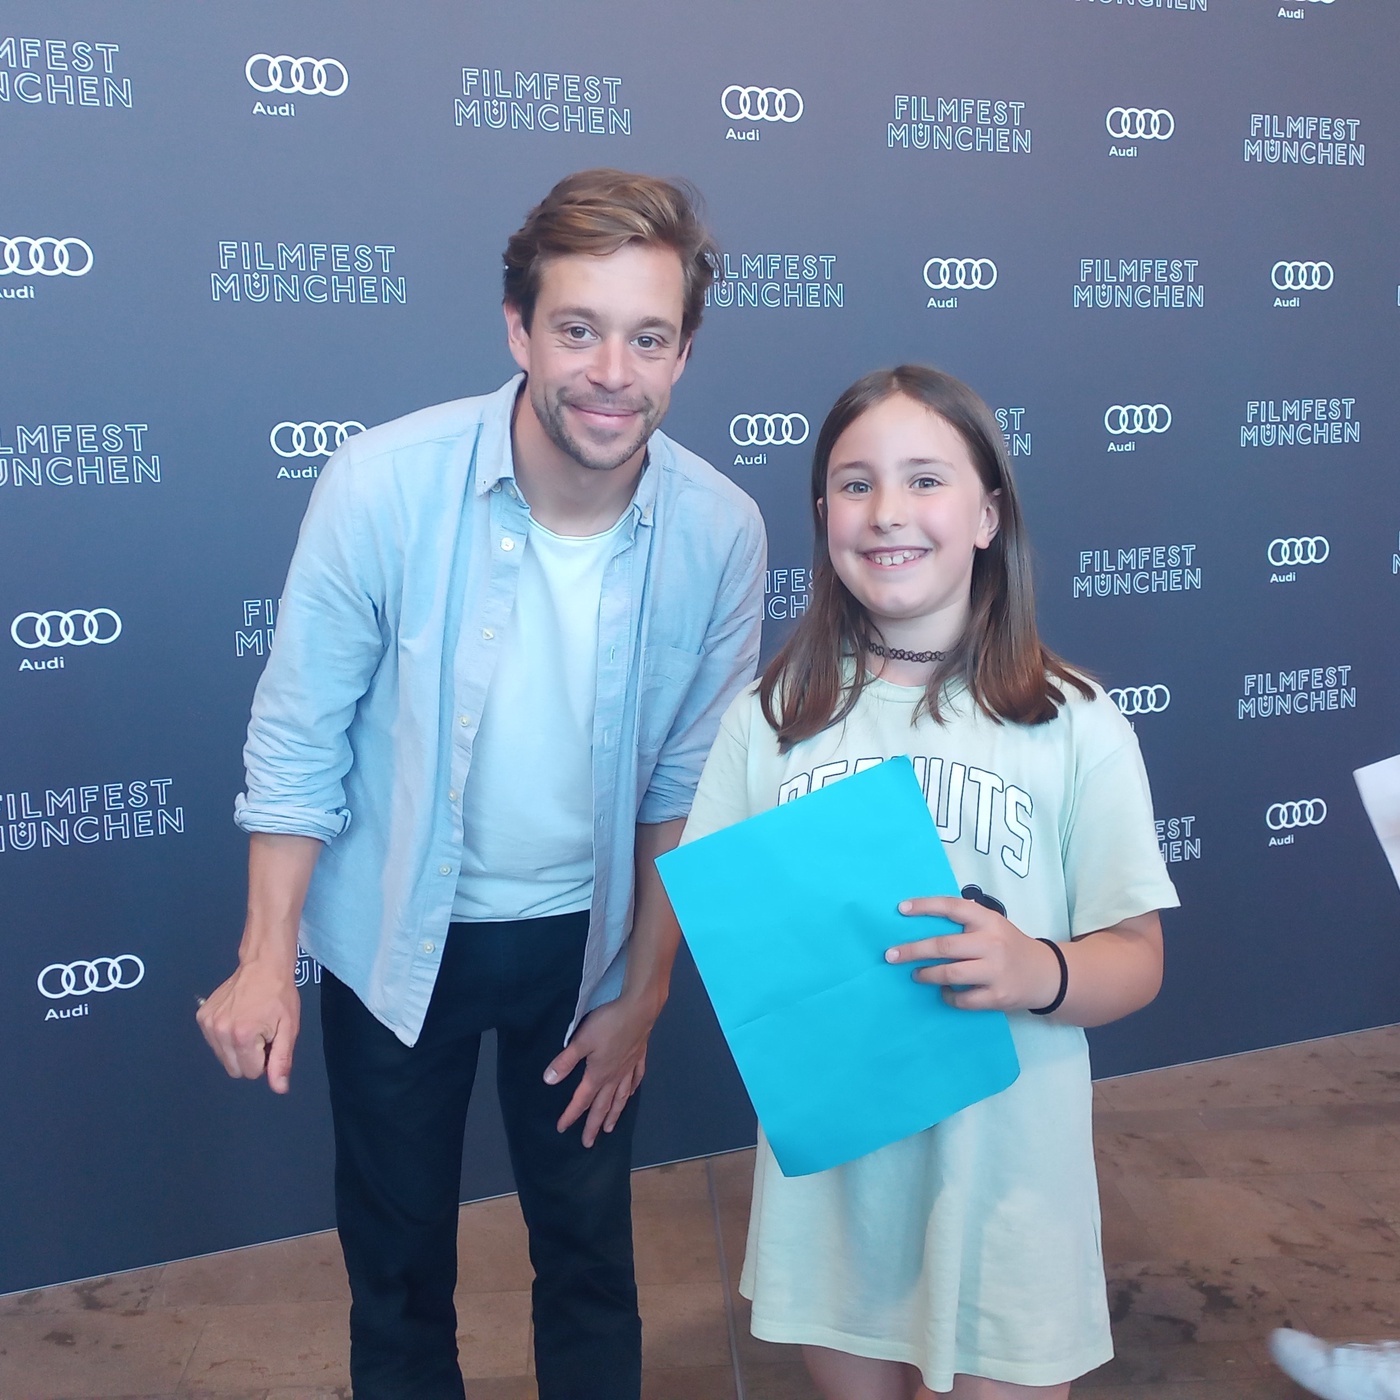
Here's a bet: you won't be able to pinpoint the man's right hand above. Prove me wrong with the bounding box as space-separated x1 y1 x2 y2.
198 958 302 1093
199 832 324 1094
197 958 302 1093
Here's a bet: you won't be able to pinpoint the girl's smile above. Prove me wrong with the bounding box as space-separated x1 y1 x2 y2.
862 547 929 568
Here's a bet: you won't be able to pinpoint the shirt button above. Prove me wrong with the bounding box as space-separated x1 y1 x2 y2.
501 537 515 552
422 940 435 954
491 482 501 492
438 864 451 875
459 715 470 727
449 789 459 802
482 628 494 640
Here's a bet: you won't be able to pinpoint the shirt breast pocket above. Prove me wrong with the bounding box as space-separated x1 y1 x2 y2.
639 643 703 755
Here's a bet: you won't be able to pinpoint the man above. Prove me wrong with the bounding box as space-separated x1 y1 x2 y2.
197 169 766 1400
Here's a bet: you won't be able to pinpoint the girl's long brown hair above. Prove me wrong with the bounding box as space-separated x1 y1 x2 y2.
759 365 1093 750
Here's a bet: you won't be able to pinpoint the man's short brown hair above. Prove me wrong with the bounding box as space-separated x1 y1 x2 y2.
502 169 719 346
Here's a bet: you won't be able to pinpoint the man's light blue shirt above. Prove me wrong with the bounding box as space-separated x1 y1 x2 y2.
236 375 766 1046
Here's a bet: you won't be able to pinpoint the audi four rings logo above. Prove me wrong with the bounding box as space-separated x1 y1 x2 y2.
1107 685 1171 716
1266 800 1327 831
729 414 810 447
1106 108 1175 140
246 54 349 96
38 956 146 1000
1268 537 1330 567
721 85 803 121
11 609 122 649
1104 405 1172 435
271 421 366 458
1272 261 1333 291
1 237 94 277
922 258 998 291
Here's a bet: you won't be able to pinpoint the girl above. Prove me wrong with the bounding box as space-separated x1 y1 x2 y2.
682 366 1178 1399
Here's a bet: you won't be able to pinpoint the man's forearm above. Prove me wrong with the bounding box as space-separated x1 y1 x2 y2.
240 832 324 971
621 818 685 1014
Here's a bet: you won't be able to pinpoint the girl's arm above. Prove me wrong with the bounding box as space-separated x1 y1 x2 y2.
885 897 1163 1029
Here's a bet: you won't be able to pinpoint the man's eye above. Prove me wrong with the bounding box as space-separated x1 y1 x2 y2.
565 325 591 340
636 335 658 349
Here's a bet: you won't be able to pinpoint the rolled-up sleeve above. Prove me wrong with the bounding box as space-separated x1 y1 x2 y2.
638 507 766 824
235 449 387 842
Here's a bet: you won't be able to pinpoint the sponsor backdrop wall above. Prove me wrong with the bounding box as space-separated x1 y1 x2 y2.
3 0 1397 1293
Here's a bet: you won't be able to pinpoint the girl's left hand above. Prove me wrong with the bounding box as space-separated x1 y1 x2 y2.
885 896 1063 1012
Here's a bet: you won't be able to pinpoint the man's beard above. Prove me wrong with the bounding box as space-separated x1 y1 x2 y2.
530 380 662 473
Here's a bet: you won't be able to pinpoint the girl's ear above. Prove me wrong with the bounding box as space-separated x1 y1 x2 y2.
976 488 1001 549
817 496 827 521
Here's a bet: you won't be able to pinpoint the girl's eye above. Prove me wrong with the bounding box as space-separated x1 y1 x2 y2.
914 476 940 489
843 480 870 494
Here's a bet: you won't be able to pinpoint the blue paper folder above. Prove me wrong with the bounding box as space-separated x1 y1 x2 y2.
658 756 1020 1176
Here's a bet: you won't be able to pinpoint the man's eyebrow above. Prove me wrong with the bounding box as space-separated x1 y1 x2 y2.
548 306 679 334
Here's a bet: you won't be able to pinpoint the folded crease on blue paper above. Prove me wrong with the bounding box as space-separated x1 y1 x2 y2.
659 756 1020 1177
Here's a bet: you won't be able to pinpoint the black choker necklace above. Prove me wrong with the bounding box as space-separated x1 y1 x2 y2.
868 641 946 664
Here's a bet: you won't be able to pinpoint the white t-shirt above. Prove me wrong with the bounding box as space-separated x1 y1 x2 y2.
682 673 1180 1389
453 512 627 922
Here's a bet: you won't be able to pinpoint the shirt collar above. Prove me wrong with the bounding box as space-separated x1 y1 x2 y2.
474 372 664 527
473 375 527 497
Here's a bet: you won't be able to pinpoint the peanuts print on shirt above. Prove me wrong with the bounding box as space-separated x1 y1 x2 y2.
777 755 1034 878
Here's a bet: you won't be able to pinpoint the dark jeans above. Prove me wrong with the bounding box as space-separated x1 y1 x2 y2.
321 912 641 1400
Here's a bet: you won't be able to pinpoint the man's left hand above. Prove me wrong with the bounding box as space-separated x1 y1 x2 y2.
543 993 659 1148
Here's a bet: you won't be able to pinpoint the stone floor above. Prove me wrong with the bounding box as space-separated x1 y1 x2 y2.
7 1025 1400 1398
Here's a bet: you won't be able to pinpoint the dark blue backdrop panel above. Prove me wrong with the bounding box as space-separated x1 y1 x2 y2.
2 0 1398 1292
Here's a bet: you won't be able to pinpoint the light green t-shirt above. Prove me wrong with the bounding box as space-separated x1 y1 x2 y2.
683 674 1180 1389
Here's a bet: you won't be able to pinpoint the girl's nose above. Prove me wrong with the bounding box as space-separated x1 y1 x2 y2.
870 486 905 530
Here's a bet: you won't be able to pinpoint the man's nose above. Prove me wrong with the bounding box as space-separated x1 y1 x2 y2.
588 336 631 391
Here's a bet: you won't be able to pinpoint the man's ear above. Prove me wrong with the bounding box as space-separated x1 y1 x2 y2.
504 301 531 374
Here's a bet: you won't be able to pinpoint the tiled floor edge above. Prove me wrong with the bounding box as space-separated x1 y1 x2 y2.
0 1147 765 1303
706 1158 748 1400
1092 1019 1400 1084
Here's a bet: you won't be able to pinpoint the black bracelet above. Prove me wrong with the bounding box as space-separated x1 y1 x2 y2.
1028 938 1068 1016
